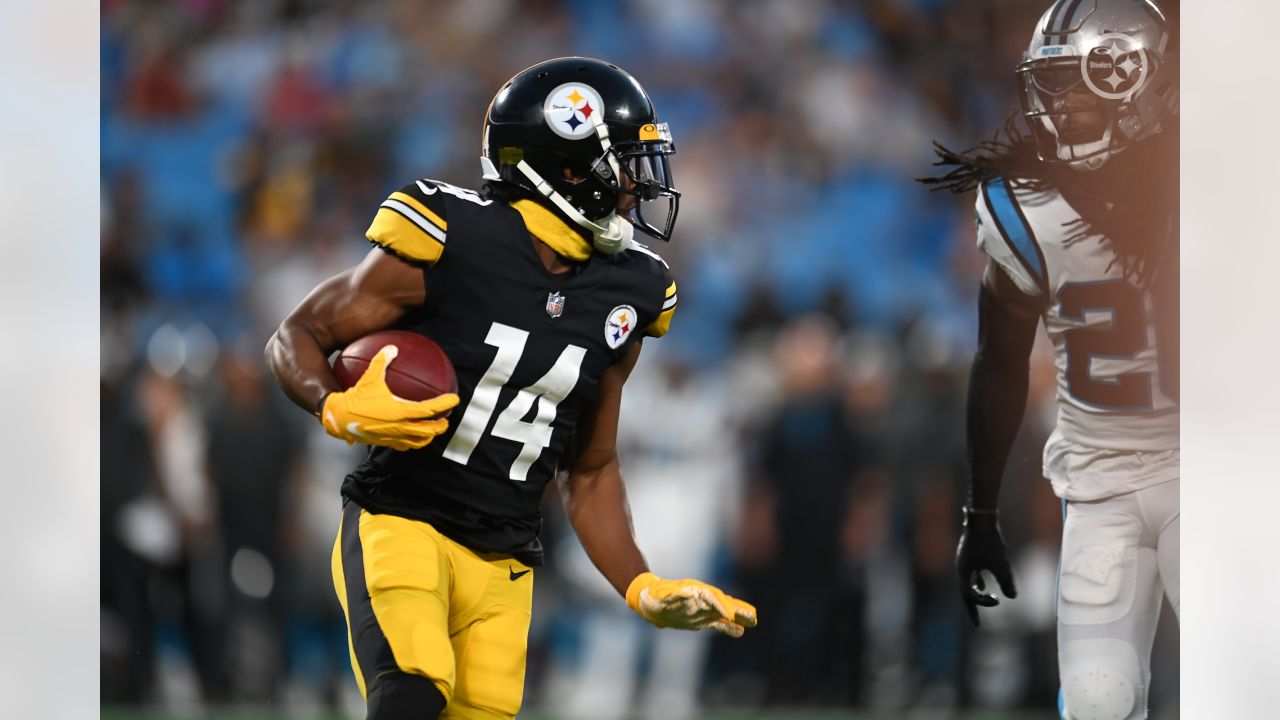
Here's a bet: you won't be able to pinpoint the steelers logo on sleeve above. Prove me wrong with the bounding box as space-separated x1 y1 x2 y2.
605 305 637 349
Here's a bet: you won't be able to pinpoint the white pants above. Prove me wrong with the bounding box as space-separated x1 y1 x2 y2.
1058 478 1179 720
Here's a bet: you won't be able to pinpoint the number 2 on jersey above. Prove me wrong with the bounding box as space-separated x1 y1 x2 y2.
1059 280 1177 410
442 322 586 481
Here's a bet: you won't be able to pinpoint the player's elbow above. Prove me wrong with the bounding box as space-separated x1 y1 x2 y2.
582 448 619 474
259 330 282 384
263 325 294 384
264 325 283 364
565 451 620 493
973 348 1029 378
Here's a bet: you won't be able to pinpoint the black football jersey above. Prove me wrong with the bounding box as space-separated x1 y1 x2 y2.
340 178 678 565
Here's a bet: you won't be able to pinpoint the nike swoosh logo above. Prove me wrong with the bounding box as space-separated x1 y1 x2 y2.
509 567 531 581
347 422 375 441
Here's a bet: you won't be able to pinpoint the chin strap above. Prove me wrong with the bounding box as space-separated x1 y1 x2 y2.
515 159 632 255
1059 122 1116 171
590 213 634 255
510 107 633 255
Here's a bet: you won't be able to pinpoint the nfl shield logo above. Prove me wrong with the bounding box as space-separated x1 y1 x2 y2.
545 291 565 318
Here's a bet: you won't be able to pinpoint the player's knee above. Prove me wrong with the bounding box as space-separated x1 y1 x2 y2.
367 671 447 720
1061 665 1136 720
1060 641 1143 720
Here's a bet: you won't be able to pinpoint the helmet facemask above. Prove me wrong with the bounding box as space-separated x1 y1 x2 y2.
606 124 679 241
561 116 680 243
1019 57 1110 169
495 115 680 249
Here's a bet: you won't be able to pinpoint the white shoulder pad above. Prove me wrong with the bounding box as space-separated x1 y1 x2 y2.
975 179 1047 297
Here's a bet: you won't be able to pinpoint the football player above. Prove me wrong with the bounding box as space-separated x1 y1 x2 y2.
922 2 1178 718
265 57 756 720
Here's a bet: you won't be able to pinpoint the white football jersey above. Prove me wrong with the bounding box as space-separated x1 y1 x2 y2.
975 177 1178 501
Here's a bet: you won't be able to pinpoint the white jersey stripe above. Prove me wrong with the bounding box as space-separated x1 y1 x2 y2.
382 198 447 243
625 239 670 268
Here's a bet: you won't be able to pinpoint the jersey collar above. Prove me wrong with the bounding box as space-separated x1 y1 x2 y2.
509 199 593 262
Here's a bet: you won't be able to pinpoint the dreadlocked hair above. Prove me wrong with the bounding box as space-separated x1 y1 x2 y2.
919 113 1051 194
920 113 1178 290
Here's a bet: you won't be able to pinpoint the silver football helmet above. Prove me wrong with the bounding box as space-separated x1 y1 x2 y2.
1018 0 1178 170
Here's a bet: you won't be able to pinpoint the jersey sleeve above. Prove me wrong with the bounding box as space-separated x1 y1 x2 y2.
643 275 678 338
365 179 450 266
975 178 1047 298
623 240 678 338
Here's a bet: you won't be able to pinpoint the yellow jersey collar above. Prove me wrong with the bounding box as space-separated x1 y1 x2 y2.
509 199 593 261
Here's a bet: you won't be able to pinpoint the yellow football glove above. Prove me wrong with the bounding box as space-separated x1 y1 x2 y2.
320 344 460 452
626 571 758 638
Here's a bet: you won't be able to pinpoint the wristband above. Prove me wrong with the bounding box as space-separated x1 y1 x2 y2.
316 391 333 417
963 505 1001 530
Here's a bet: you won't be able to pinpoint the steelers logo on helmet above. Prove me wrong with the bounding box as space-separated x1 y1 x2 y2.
544 83 607 140
1081 32 1148 101
604 305 637 349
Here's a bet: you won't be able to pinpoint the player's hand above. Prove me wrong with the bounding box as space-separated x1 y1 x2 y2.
956 507 1018 627
626 572 758 638
321 345 460 451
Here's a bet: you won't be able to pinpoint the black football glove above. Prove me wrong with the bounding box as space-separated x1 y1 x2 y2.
956 507 1017 627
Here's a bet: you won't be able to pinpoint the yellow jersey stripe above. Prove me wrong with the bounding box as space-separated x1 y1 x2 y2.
367 207 445 265
644 306 676 338
389 191 447 232
664 281 677 298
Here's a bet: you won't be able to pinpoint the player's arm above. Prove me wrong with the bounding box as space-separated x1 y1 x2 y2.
264 248 457 449
957 259 1041 625
967 260 1041 509
560 340 757 638
559 340 648 594
266 248 420 413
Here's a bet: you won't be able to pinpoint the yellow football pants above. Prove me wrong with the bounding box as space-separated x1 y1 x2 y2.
332 501 533 719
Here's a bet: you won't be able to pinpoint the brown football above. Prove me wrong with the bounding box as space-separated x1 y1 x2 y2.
332 330 458 412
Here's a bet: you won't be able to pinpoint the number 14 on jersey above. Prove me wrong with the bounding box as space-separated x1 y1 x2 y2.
443 322 586 481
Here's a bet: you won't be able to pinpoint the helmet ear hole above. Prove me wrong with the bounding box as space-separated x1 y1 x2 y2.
591 158 615 182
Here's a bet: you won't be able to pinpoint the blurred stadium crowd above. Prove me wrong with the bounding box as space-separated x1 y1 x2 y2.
100 0 1177 716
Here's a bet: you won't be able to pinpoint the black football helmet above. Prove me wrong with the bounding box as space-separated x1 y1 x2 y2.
482 57 680 243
